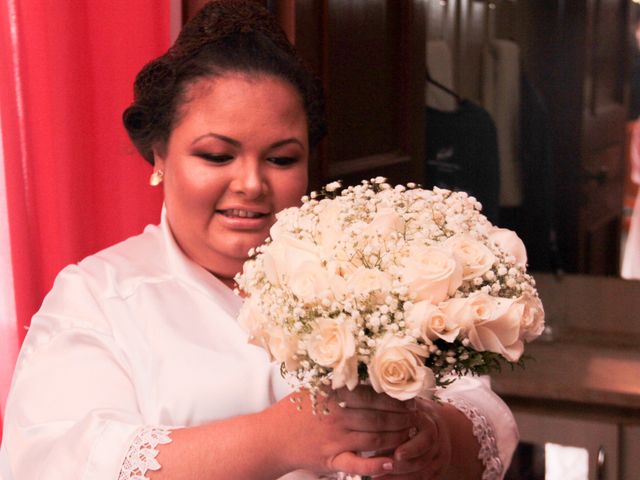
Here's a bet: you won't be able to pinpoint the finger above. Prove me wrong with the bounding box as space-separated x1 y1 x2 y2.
342 409 415 433
329 451 395 477
394 415 439 461
337 386 416 412
344 429 414 454
391 448 440 476
383 447 448 479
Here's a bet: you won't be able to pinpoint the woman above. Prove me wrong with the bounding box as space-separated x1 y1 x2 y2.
0 1 517 479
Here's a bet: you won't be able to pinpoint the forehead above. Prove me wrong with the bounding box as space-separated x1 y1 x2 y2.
180 72 303 114
168 72 309 146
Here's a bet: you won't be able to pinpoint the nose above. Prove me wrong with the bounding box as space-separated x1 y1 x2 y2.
229 158 268 199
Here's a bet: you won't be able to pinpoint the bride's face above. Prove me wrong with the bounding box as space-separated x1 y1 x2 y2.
154 73 309 280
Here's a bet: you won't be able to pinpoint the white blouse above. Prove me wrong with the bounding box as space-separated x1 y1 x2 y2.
0 211 518 479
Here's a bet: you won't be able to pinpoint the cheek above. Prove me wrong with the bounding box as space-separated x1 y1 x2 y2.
274 169 308 209
168 166 225 210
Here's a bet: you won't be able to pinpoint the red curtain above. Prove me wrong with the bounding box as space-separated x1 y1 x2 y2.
0 1 168 440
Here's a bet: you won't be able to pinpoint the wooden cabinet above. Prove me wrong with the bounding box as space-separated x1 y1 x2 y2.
508 408 620 479
506 405 640 479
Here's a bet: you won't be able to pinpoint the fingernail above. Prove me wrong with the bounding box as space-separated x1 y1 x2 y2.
383 462 394 471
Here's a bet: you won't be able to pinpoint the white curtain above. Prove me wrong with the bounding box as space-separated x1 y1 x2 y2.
0 107 18 423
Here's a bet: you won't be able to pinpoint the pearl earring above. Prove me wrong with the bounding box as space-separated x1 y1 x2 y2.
149 169 164 186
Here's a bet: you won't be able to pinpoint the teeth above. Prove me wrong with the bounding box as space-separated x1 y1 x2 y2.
225 209 263 218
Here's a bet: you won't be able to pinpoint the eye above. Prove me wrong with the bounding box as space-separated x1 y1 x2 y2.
267 156 298 167
195 152 234 164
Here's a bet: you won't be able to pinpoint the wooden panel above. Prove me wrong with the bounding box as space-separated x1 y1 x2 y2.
622 425 640 479
290 0 426 188
326 1 397 162
321 0 425 187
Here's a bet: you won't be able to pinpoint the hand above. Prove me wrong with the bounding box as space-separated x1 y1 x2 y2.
377 397 452 479
266 386 417 478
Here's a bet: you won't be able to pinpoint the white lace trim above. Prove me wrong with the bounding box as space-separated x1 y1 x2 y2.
447 397 503 480
118 426 173 480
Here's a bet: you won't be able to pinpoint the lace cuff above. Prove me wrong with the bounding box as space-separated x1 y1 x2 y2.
447 397 503 480
118 426 172 480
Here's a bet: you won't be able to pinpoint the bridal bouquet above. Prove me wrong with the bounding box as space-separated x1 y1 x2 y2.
236 178 544 410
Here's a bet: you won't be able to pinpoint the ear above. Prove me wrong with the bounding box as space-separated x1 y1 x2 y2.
152 148 166 171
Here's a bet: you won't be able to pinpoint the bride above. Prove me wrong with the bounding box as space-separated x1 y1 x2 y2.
0 1 517 478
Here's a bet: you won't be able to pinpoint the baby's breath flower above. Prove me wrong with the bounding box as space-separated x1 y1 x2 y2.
325 181 342 192
236 179 543 408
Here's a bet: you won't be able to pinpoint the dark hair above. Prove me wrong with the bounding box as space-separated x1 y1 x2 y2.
123 0 327 164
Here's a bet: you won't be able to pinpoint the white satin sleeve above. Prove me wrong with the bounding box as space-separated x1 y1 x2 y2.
438 375 519 480
1 267 166 480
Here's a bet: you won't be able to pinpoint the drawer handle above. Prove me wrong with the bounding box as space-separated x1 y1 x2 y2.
597 446 606 480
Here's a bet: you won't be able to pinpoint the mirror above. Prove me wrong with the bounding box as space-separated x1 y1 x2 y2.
424 0 639 280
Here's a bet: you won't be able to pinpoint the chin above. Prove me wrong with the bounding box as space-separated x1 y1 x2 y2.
227 235 268 259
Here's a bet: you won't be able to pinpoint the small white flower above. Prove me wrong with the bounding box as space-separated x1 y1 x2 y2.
326 181 342 192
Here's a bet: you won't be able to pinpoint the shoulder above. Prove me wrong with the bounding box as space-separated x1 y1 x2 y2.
28 223 174 341
47 223 171 307
82 223 171 291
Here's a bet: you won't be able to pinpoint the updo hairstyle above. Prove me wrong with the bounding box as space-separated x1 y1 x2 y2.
123 0 327 164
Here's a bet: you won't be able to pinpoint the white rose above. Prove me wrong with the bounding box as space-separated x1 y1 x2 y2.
441 293 523 362
261 234 322 286
405 300 460 343
440 292 495 328
237 296 270 350
352 208 405 254
516 291 545 342
485 298 525 362
308 317 359 390
347 267 393 302
289 260 332 304
488 227 528 267
269 208 296 241
445 234 496 280
368 334 435 401
400 246 463 303
266 325 300 370
365 208 405 238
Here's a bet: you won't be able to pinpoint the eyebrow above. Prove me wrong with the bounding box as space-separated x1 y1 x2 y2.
192 133 304 150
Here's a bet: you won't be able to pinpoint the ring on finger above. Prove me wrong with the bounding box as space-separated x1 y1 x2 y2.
408 426 418 438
